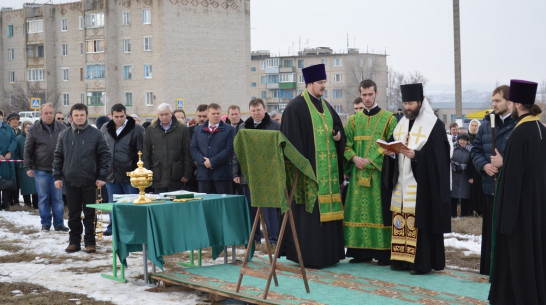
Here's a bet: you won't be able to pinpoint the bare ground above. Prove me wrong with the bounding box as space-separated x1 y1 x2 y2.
0 205 485 304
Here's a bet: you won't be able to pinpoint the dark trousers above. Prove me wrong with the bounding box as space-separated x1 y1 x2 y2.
65 185 96 246
480 194 494 275
197 180 233 194
23 193 39 208
451 198 471 217
0 190 12 210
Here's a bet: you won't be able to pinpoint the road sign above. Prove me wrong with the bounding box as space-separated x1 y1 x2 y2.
176 98 184 109
30 97 41 110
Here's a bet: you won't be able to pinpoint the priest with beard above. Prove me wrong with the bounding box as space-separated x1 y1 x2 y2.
280 63 346 268
489 80 546 305
381 83 451 275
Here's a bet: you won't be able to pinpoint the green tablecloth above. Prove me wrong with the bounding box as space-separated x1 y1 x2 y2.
110 194 251 270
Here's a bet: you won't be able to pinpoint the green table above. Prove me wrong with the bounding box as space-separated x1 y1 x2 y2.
111 194 251 282
87 202 126 283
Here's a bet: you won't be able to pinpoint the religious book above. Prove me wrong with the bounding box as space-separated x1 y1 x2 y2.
376 139 409 154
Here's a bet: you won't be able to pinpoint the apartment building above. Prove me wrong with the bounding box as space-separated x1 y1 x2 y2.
1 0 250 120
249 47 388 118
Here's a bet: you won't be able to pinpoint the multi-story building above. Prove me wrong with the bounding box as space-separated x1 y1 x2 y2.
249 47 388 119
1 0 250 120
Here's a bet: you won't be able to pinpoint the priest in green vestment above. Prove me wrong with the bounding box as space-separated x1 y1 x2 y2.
344 79 397 265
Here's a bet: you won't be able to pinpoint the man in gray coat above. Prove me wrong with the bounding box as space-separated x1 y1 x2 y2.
24 103 68 232
142 103 192 193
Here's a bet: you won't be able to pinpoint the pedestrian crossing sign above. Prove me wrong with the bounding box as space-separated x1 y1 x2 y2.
30 97 41 110
176 98 184 109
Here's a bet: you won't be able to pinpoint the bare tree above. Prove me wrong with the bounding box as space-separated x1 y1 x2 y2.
2 83 60 114
386 68 428 112
538 80 546 123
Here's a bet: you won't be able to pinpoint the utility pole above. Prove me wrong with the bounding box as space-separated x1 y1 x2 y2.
453 0 462 119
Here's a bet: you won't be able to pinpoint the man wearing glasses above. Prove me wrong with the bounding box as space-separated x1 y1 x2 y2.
55 112 65 123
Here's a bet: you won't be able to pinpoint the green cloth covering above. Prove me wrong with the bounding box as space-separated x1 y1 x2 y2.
302 90 343 222
108 194 251 271
234 129 318 213
343 110 396 250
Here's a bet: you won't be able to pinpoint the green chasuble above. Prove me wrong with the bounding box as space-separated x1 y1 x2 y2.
343 109 396 250
303 90 344 222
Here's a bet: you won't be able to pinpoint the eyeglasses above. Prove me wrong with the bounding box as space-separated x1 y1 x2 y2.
56 118 64 121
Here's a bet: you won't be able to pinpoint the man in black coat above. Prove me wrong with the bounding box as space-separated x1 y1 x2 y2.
53 103 111 254
100 103 144 235
382 83 451 275
489 80 546 305
280 64 346 268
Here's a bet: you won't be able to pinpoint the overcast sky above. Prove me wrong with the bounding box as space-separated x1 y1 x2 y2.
6 0 546 90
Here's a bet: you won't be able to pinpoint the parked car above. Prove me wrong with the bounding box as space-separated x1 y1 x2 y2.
18 111 40 124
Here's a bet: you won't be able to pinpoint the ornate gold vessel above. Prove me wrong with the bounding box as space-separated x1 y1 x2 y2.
127 151 153 204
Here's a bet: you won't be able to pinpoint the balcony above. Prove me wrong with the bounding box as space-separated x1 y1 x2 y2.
266 83 279 89
265 67 279 74
279 66 295 73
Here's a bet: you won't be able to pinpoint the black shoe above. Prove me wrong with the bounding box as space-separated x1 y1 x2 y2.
390 264 409 271
54 226 69 232
349 258 372 264
410 269 430 275
103 230 112 236
42 226 51 231
377 259 392 266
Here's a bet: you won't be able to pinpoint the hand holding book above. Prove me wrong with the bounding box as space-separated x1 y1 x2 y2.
376 139 409 154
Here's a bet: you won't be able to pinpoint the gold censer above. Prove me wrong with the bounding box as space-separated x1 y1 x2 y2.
127 151 153 204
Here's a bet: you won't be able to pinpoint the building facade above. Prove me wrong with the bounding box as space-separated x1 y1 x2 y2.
1 0 250 120
249 47 388 119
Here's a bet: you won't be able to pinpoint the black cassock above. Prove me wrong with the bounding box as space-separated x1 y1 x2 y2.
381 119 451 273
489 115 546 305
280 93 346 269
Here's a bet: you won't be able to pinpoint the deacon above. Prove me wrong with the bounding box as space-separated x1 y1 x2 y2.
343 79 397 265
488 80 546 305
382 83 451 274
280 63 346 268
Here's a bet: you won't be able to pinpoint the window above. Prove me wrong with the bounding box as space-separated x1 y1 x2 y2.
8 48 14 60
125 92 133 106
260 76 267 84
283 60 293 68
123 39 131 53
9 71 15 83
85 12 104 28
368 58 374 67
61 43 68 56
87 92 104 106
271 90 278 98
297 74 304 83
279 73 295 83
78 16 83 30
28 45 44 58
265 58 279 68
323 90 328 98
61 68 69 81
27 68 45 81
334 105 343 113
261 91 266 98
260 61 265 70
333 89 343 98
321 58 328 66
333 73 342 82
250 67 256 72
8 25 13 37
144 64 152 78
86 39 104 53
62 93 70 106
143 37 152 51
297 59 304 68
267 74 279 84
37 46 44 57
61 18 68 31
333 58 342 67
80 42 83 54
143 9 151 24
360 58 365 67
251 82 256 87
86 65 105 79
27 20 44 33
81 93 85 103
123 65 132 79
122 12 130 25
145 92 154 106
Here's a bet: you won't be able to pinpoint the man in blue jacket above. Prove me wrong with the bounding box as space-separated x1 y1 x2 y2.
190 103 235 194
471 85 515 275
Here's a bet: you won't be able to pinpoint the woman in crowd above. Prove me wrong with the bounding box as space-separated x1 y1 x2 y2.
451 133 472 217
15 121 38 208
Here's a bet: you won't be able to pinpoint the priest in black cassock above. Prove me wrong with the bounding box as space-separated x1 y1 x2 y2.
381 83 451 274
489 80 546 305
280 63 346 268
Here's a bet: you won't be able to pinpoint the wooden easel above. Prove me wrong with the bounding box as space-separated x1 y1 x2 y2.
236 171 310 300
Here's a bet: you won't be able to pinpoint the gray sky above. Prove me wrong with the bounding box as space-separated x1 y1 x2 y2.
6 0 546 90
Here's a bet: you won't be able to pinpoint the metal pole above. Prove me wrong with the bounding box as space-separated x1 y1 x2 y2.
453 0 463 119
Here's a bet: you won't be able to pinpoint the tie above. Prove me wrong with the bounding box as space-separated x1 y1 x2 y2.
210 126 216 133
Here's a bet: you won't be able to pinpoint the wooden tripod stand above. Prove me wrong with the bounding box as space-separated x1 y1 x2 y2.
236 171 310 300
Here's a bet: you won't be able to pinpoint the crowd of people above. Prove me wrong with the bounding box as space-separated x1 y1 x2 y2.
0 62 543 304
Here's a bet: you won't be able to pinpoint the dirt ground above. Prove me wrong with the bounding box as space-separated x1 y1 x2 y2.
0 206 483 304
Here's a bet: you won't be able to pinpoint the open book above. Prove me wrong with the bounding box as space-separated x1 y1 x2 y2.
376 139 408 154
